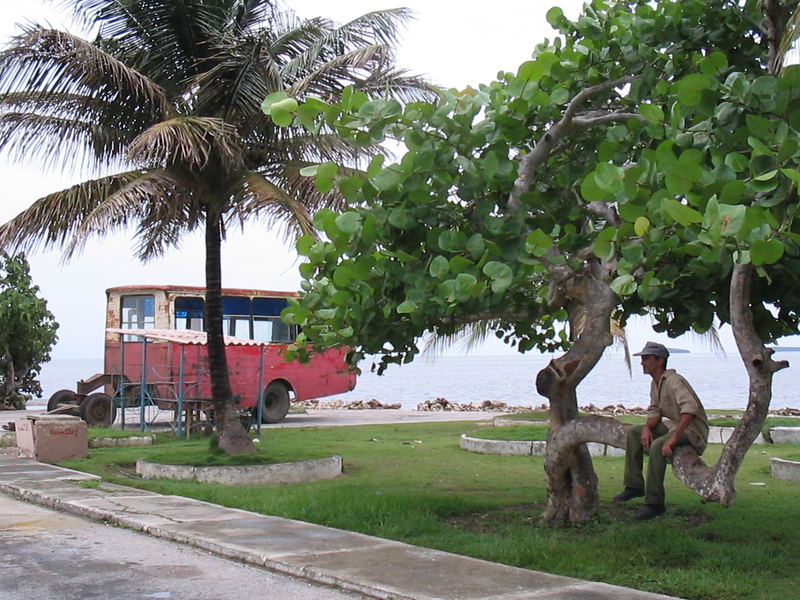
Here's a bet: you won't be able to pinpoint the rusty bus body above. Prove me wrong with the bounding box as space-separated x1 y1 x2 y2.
48 285 356 427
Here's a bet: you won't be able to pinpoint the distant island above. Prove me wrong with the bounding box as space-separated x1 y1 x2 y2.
769 347 800 352
667 348 690 354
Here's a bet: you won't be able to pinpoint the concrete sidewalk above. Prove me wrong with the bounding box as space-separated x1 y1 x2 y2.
0 455 680 600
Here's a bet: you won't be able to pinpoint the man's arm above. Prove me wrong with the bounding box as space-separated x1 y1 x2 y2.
661 412 695 456
641 415 662 450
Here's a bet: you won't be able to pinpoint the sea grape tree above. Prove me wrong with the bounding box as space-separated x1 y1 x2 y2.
265 0 800 524
0 252 58 409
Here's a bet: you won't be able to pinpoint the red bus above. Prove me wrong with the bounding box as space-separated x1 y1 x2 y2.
47 285 356 427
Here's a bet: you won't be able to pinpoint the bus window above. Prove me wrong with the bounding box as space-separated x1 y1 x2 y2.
175 296 204 331
253 297 288 317
121 295 155 341
222 296 251 338
253 317 294 342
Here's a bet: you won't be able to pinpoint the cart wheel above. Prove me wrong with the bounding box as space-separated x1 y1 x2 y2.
47 389 78 413
79 393 117 427
261 382 290 423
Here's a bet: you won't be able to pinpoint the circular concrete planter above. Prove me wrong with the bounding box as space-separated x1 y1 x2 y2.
136 455 342 486
770 457 800 482
89 435 155 448
459 434 624 458
492 416 549 427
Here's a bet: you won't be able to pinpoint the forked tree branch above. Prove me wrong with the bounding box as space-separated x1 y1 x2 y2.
508 76 639 212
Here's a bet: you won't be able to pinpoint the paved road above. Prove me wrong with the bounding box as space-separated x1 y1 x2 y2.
2 407 500 432
0 494 365 600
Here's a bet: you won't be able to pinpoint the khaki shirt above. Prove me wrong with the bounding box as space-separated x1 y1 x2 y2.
646 369 709 454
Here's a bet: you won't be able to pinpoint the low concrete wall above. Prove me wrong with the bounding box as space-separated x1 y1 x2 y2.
769 428 800 444
136 455 343 486
89 436 155 448
770 457 800 482
708 426 765 444
460 435 624 458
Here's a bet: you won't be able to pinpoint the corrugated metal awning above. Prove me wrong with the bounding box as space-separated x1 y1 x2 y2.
105 328 271 347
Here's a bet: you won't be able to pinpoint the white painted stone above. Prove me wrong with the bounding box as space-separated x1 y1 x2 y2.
770 457 800 482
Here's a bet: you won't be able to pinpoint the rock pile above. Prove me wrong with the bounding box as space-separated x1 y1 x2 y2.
771 407 800 416
296 398 401 410
416 398 537 413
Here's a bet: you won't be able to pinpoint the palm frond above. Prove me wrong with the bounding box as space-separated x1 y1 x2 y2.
286 44 392 96
0 171 144 254
779 4 800 66
227 170 316 241
66 170 201 259
0 27 168 118
335 9 415 47
191 34 277 121
422 320 503 357
0 111 126 172
128 116 243 171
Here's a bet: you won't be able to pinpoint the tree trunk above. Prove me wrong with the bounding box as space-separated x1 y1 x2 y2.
670 263 788 503
205 208 256 455
537 267 618 525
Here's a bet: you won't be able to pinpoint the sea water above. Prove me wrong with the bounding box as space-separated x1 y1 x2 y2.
30 351 800 411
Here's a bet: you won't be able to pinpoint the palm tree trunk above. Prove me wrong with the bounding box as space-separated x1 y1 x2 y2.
205 207 256 455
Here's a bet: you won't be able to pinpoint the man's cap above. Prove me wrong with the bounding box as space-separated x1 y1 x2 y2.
633 341 669 358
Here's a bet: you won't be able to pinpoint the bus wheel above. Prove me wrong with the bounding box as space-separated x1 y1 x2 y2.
47 389 78 413
80 393 117 427
261 382 290 423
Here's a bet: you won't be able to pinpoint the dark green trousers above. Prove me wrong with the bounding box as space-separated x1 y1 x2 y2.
624 423 690 505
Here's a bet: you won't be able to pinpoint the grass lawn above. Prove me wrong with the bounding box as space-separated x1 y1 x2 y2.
62 420 800 600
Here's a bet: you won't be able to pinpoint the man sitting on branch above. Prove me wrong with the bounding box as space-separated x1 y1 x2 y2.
613 342 709 521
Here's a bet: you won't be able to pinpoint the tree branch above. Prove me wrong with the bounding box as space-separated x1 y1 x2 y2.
572 111 645 127
508 76 634 212
585 201 621 226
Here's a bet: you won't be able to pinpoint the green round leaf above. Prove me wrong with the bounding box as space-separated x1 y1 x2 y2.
429 255 450 279
638 103 664 124
610 274 637 296
396 300 417 314
675 73 712 106
634 216 650 237
594 162 625 194
750 239 784 266
546 6 565 28
482 261 514 294
335 211 362 234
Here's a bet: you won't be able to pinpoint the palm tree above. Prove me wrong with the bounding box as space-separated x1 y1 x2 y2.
0 0 431 454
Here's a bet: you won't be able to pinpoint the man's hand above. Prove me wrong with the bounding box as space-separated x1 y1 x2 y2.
662 436 678 456
641 426 654 451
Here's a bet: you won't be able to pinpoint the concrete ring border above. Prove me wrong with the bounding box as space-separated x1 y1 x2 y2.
459 434 624 458
136 455 343 486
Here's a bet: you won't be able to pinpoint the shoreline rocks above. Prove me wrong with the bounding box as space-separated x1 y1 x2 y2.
298 397 800 418
295 398 401 410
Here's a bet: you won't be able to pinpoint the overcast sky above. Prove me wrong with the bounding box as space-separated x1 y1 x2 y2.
0 0 769 359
